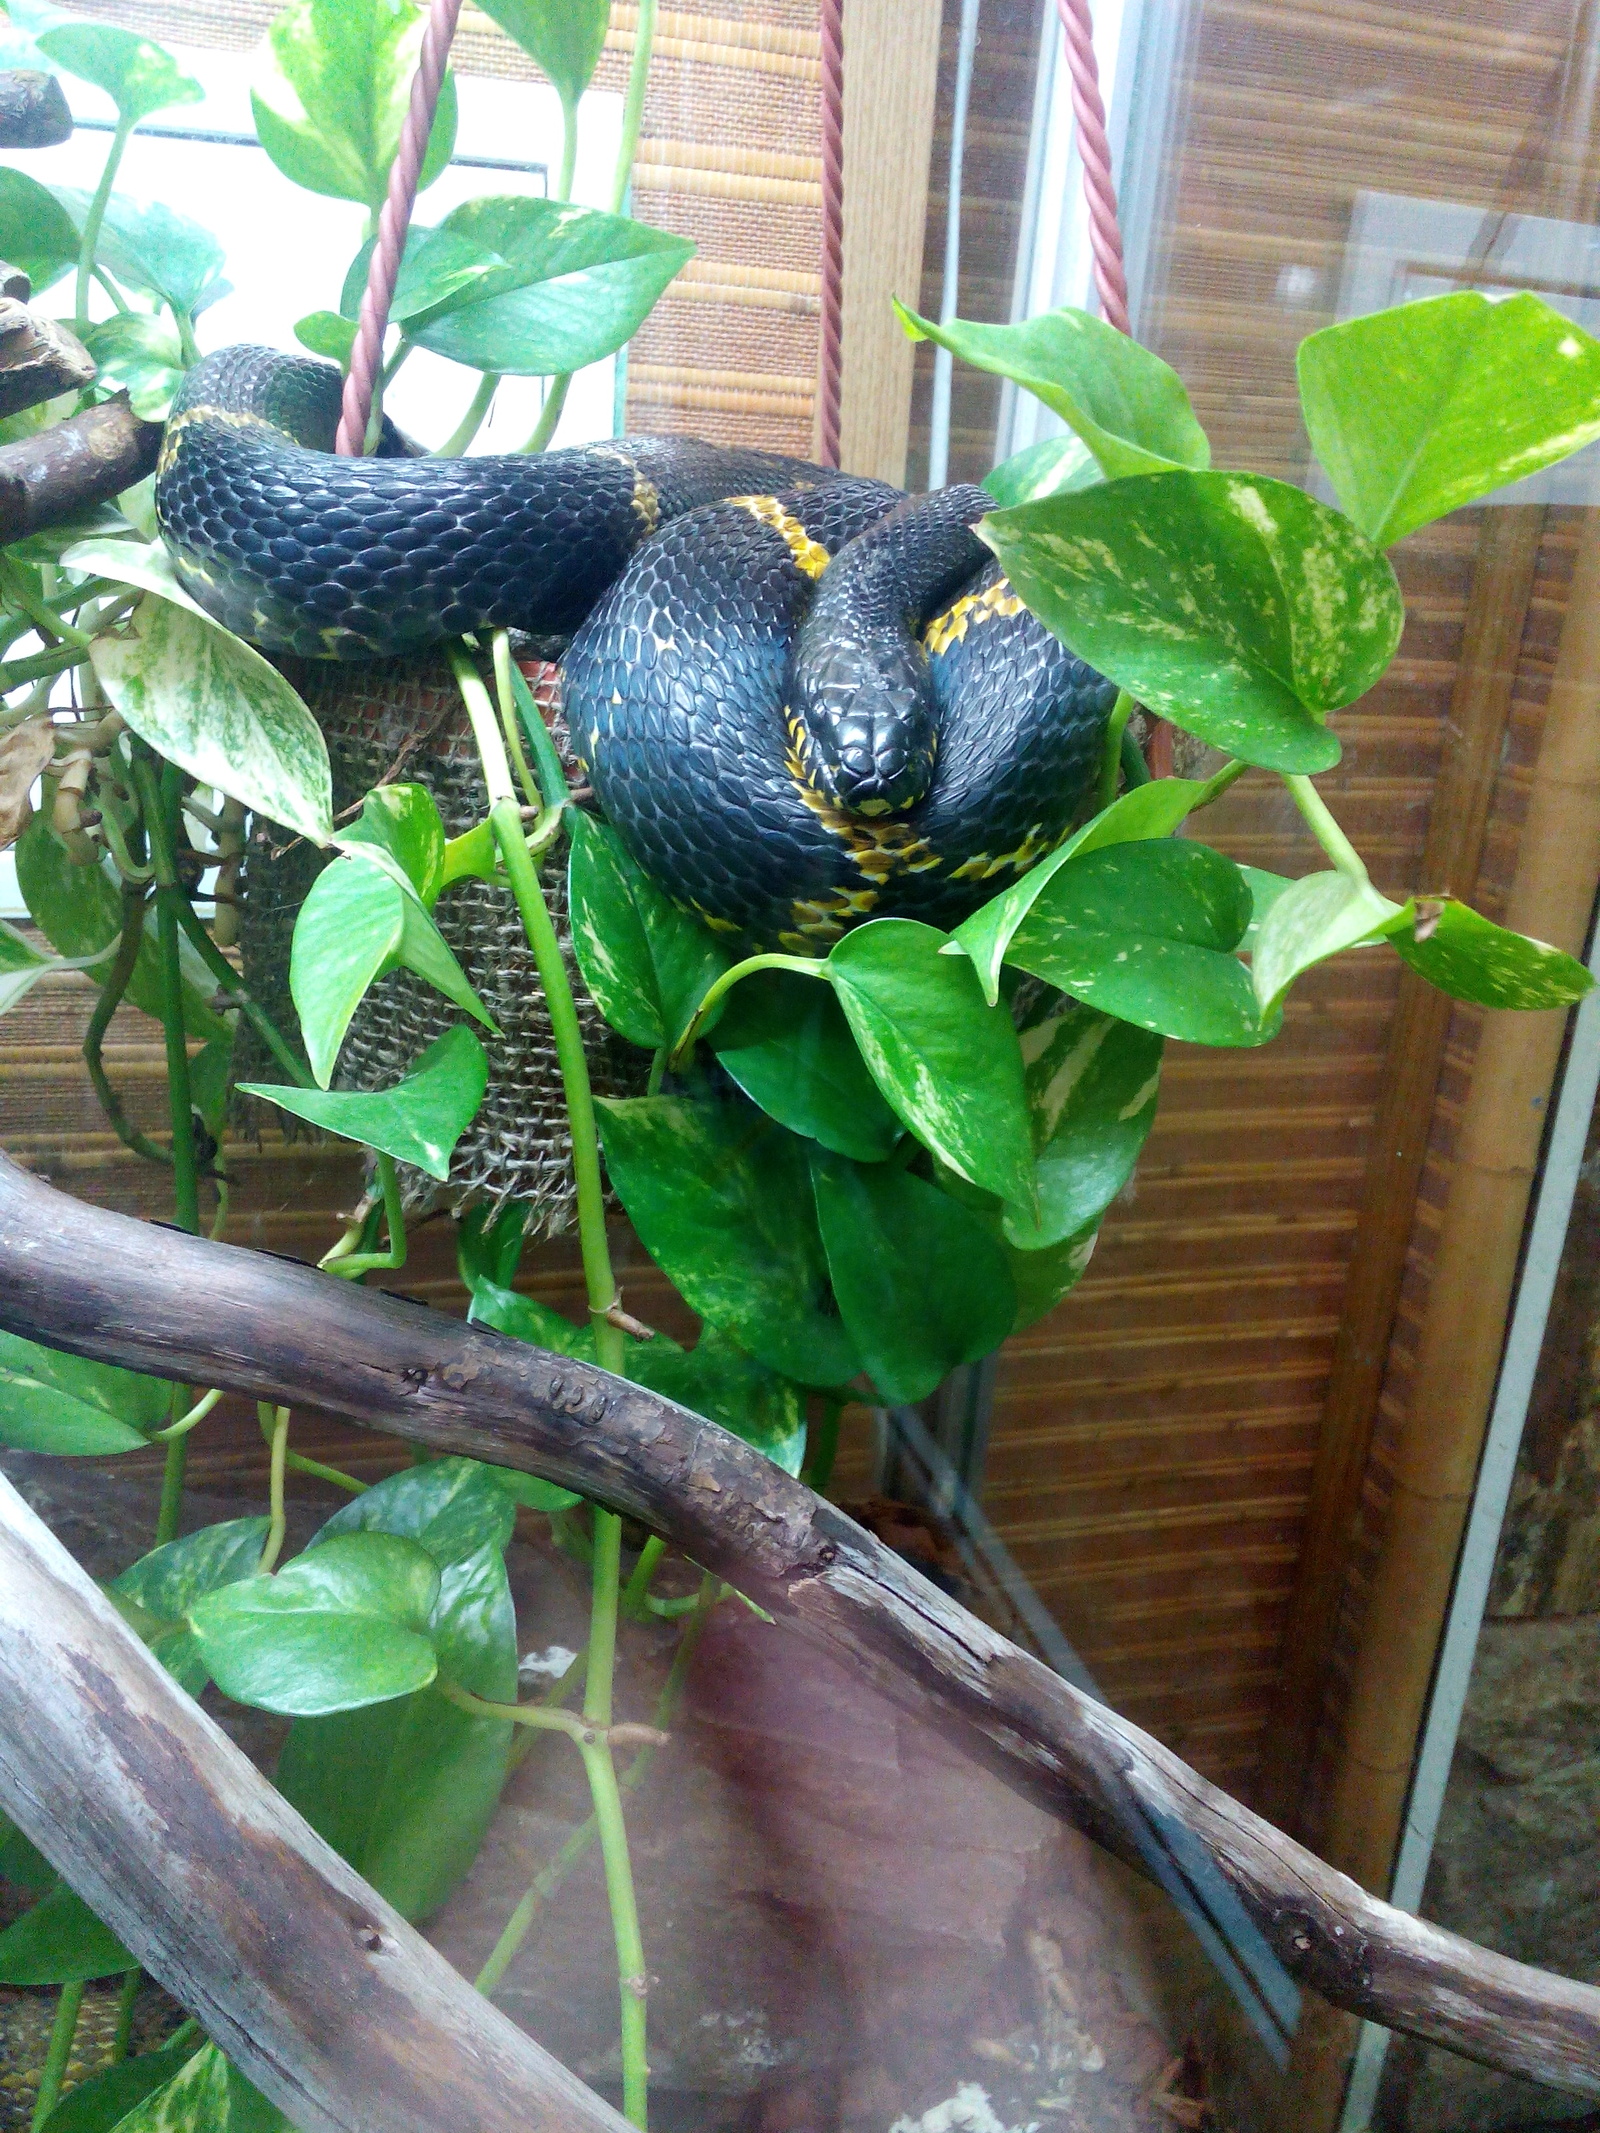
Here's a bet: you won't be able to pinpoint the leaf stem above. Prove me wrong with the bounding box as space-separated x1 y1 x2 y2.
0 644 88 692
76 113 135 329
580 1734 650 2127
489 630 542 809
449 643 624 1370
438 371 500 457
111 1968 140 2063
801 1393 845 1491
556 89 579 204
610 0 659 215
321 1154 407 1278
32 1981 85 2129
473 1575 715 1999
1284 772 1369 881
671 952 825 1066
521 373 572 454
149 1385 224 1443
1097 690 1133 812
258 1403 290 1571
620 1534 666 1618
495 633 570 804
83 884 172 1168
130 759 199 1234
0 561 91 651
166 894 313 1089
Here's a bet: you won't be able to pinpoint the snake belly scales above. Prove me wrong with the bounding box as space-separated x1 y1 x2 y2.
155 348 1116 951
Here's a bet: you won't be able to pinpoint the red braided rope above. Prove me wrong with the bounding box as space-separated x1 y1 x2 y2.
1054 0 1130 336
336 0 464 457
816 0 845 468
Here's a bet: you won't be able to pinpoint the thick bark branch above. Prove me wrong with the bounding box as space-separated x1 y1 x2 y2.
0 1473 629 2133
0 392 161 547
0 70 71 148
0 299 95 420
0 1151 1596 2097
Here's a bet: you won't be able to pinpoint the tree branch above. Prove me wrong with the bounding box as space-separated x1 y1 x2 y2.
0 1151 1595 2097
0 1472 630 2133
0 392 161 547
0 298 95 420
0 70 72 149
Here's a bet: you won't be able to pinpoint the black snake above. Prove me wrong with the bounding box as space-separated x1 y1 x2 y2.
155 347 1116 949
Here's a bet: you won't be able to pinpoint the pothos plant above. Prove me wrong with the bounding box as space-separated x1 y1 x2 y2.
0 0 1596 2126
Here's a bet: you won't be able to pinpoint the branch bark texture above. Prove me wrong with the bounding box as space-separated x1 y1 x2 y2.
0 1471 630 2133
0 391 161 545
0 299 95 420
0 1153 1595 2097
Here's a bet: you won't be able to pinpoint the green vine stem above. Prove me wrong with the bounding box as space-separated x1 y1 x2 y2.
620 1535 666 1618
474 1574 716 1998
520 1 657 456
83 884 172 1168
129 755 204 1545
801 1393 845 1491
255 1403 365 1494
166 893 313 1088
31 1981 85 2129
450 639 651 2119
259 1404 290 1571
439 370 500 457
1097 690 1134 812
76 113 135 328
149 1385 224 1444
110 1967 140 2063
0 643 88 692
0 561 91 652
320 1154 407 1279
1284 771 1369 881
671 951 825 1065
611 0 659 215
494 632 569 804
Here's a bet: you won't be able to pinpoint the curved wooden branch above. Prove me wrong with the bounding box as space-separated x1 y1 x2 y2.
0 392 161 547
0 1151 1596 2098
0 1471 628 2133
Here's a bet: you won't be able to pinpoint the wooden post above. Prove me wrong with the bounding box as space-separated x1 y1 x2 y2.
0 1153 1598 2093
1258 505 1547 1833
0 1475 629 2133
838 0 943 482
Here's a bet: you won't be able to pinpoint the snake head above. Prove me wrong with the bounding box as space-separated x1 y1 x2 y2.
788 627 938 816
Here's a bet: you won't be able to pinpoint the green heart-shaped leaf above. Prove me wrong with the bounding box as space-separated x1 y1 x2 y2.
294 308 358 366
596 1092 860 1386
982 431 1104 507
0 1882 132 1984
1299 291 1600 547
0 168 78 293
188 1531 441 1716
243 1026 486 1180
567 809 727 1049
289 859 493 1087
77 314 185 421
953 773 1224 1004
337 783 446 905
0 1328 170 1431
275 1538 516 1924
1005 999 1162 1249
897 301 1209 478
112 1518 272 1694
380 198 694 377
13 812 226 1044
982 471 1403 772
1387 898 1595 1010
309 1454 515 1567
37 20 202 126
48 187 224 317
707 965 900 1161
812 1152 1016 1405
1003 840 1268 1047
251 0 457 210
824 918 1035 1207
474 0 609 103
36 2042 199 2133
1250 869 1402 1013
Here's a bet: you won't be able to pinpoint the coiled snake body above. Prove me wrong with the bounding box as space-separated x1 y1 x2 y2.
156 348 1116 949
